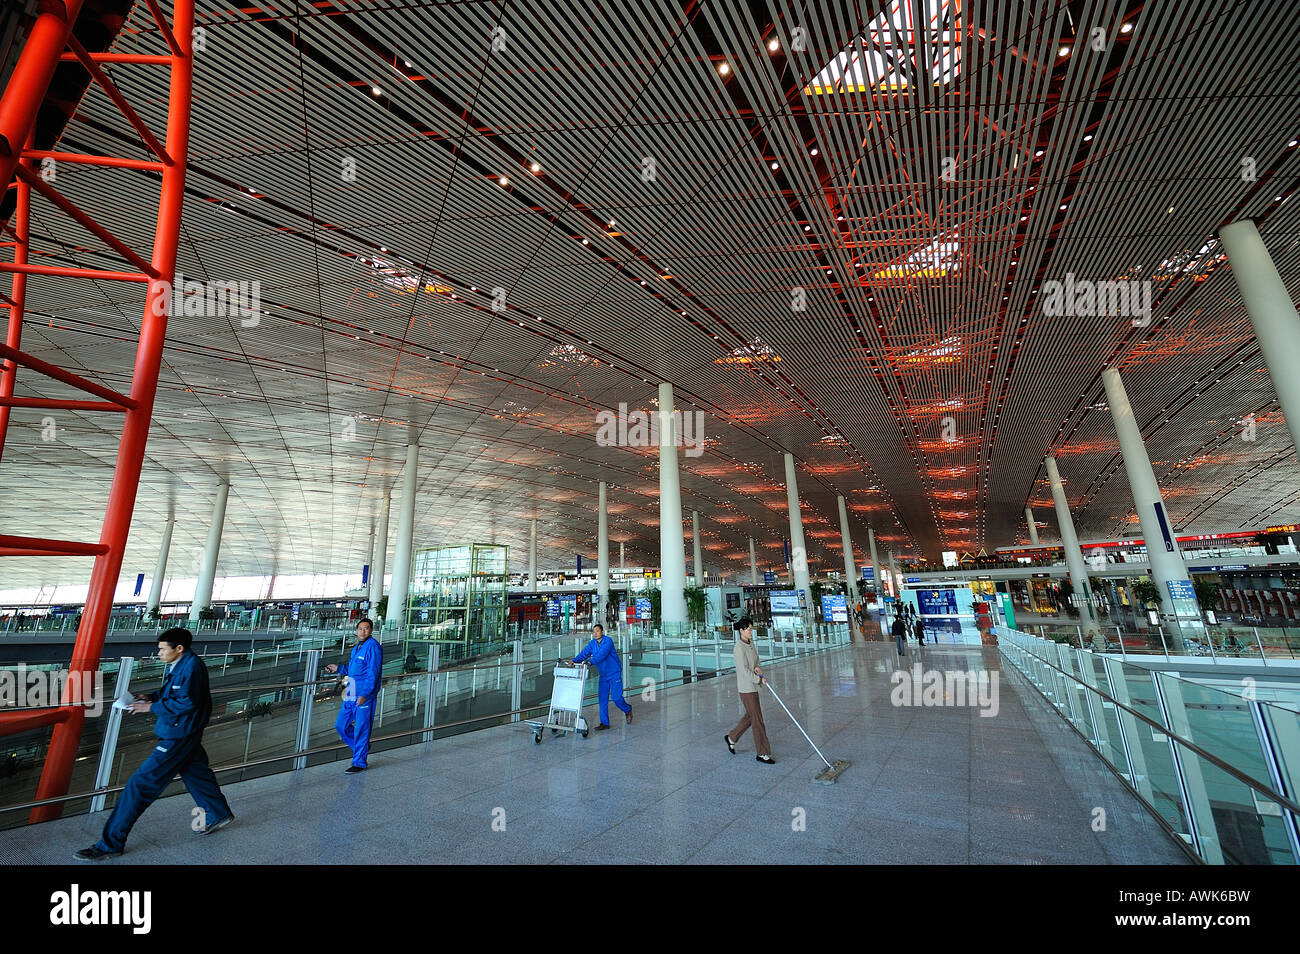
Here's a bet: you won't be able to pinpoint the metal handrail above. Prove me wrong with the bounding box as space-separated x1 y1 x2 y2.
1001 633 1300 817
0 635 849 814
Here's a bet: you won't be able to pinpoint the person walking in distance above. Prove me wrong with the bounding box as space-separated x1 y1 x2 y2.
572 623 631 728
724 617 774 764
75 628 233 860
914 614 925 648
891 610 907 656
325 617 382 773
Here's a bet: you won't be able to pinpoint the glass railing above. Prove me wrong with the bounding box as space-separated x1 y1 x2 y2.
1025 622 1300 661
0 623 851 829
998 627 1300 864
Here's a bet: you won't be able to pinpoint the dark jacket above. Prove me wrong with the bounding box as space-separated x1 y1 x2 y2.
149 650 212 741
914 619 924 640
890 616 905 637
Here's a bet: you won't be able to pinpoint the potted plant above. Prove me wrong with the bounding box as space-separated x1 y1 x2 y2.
683 586 709 631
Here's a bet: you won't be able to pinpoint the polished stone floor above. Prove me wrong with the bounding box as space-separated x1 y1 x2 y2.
0 642 1190 865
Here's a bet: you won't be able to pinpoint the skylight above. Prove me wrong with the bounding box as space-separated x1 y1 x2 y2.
805 0 961 95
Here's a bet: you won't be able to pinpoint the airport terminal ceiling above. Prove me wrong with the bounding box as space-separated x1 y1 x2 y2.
1 0 1299 588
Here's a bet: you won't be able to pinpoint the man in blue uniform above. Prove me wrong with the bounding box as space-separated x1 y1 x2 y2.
572 623 630 729
325 617 382 772
75 627 233 860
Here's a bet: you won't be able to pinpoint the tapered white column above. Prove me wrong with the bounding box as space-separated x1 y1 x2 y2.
1220 219 1300 454
888 551 898 600
658 383 688 626
837 495 858 605
1025 506 1040 546
1044 454 1096 627
597 481 609 618
369 494 389 618
1103 366 1195 643
868 527 880 594
189 481 229 622
146 516 174 615
619 541 625 570
749 537 758 585
527 518 537 590
691 510 704 586
783 453 811 600
387 443 419 631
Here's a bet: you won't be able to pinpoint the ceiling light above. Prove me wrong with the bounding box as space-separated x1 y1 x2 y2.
803 225 811 232
499 176 509 185
1083 134 1093 141
768 38 780 52
810 147 819 156
1059 46 1070 57
1120 22 1133 33
1034 149 1044 157
582 238 589 244
770 161 779 170
719 62 731 75
372 86 382 95
1059 204 1067 210
530 161 541 172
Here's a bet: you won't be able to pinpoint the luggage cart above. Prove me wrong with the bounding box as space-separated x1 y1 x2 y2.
526 662 589 743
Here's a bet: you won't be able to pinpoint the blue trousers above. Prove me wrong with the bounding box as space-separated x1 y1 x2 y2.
596 672 631 725
96 734 230 852
336 700 374 767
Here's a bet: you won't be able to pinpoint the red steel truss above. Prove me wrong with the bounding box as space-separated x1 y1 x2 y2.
0 0 194 822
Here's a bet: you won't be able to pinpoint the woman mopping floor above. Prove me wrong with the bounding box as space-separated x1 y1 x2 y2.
724 616 775 764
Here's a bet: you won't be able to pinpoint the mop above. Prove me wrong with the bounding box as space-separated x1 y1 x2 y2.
763 679 850 784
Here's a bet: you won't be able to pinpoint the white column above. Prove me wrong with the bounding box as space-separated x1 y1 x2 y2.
691 510 704 587
868 526 880 594
189 481 229 622
1025 506 1040 546
888 551 898 600
749 537 758 586
1044 454 1096 628
658 383 687 626
369 493 390 619
1103 367 1195 644
146 516 174 615
387 442 419 632
1219 219 1300 453
837 494 858 605
619 541 625 570
783 453 812 600
527 517 537 590
597 481 609 618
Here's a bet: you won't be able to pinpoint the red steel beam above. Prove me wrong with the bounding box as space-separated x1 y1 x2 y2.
0 396 125 410
29 1 195 824
22 149 165 172
14 163 161 277
0 534 109 555
0 342 135 407
0 134 30 461
59 52 171 65
65 35 171 164
0 708 73 735
0 261 149 281
0 0 85 186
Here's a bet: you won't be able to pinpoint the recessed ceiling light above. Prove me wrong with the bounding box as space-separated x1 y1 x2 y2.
499 176 509 185
1083 134 1093 141
719 62 730 75
810 147 819 156
770 161 779 170
371 86 382 95
1120 22 1133 33
530 161 541 172
1059 46 1070 57
768 38 780 52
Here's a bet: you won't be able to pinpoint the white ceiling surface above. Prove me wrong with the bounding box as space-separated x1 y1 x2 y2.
1 0 1300 593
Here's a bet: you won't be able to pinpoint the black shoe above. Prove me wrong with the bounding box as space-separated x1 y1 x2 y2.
756 755 776 765
625 708 632 724
595 723 610 731
74 845 122 861
345 765 366 774
725 734 736 754
198 812 235 835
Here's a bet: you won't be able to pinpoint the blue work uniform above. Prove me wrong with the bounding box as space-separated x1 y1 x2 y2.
573 635 630 726
95 650 231 853
335 636 383 768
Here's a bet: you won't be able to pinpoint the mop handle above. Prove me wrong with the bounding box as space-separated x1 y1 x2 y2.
764 680 833 770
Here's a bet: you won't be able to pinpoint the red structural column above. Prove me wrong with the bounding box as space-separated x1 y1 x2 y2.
0 131 32 460
28 2 194 823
